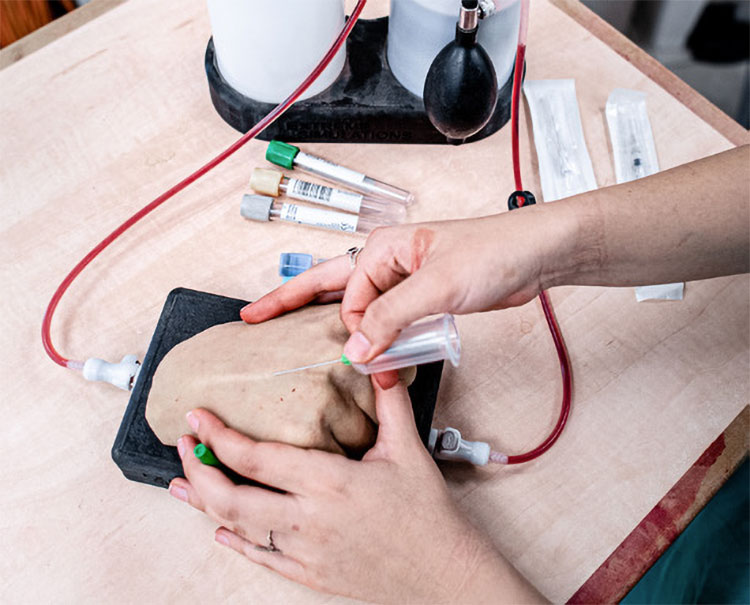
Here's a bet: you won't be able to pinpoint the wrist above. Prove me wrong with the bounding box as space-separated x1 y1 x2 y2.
455 537 548 604
537 193 605 290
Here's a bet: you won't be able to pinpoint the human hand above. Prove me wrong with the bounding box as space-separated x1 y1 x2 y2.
242 209 574 364
168 380 542 603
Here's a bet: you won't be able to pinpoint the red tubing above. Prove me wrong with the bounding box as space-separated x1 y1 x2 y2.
42 0 368 369
493 2 573 465
504 291 572 464
510 43 526 193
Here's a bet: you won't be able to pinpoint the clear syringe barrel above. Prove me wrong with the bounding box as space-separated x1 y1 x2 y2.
241 194 374 235
266 140 415 206
349 314 461 374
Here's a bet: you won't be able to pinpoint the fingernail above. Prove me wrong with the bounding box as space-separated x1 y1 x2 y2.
177 437 186 458
239 304 253 322
343 331 371 363
215 533 229 546
186 411 199 432
169 484 188 502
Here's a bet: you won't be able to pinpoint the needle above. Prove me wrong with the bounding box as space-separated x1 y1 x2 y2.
273 357 346 376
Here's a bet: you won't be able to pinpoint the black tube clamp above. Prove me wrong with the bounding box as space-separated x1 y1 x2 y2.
507 190 537 210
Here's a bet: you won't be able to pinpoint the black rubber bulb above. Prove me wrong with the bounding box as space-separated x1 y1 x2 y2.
423 0 498 144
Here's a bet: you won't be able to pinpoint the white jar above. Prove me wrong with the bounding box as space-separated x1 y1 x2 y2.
206 0 347 104
387 0 521 98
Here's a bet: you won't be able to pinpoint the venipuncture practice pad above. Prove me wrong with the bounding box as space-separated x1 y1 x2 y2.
111 288 443 489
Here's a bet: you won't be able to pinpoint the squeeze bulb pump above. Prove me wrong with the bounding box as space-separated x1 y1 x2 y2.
423 0 498 144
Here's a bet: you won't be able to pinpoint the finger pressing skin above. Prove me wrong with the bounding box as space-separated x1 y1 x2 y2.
187 408 347 495
241 255 351 323
214 527 308 585
372 370 400 390
178 434 239 504
179 435 298 541
364 380 424 461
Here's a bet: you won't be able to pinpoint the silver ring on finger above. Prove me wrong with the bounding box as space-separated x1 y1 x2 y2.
346 246 362 270
255 529 281 553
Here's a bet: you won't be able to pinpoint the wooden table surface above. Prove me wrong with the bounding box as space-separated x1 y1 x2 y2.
1 0 747 602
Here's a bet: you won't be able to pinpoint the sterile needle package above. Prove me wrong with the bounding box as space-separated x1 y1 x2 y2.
605 88 659 183
606 88 683 302
523 79 597 202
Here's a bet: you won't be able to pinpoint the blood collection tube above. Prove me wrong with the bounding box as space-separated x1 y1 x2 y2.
241 194 377 235
266 140 415 206
251 168 406 226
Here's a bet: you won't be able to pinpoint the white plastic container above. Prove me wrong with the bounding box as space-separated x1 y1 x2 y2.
206 0 347 103
387 0 521 98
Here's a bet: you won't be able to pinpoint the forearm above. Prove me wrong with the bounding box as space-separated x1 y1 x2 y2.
464 546 549 604
542 145 750 288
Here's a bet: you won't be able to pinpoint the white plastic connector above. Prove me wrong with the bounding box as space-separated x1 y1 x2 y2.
82 355 141 391
478 0 497 18
428 427 491 466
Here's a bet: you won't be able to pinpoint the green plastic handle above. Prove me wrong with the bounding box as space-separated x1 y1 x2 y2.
194 443 220 467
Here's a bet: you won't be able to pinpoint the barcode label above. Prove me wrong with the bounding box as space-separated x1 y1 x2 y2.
287 178 363 213
289 178 331 203
280 203 358 234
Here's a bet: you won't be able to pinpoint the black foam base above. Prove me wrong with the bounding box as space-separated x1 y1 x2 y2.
204 16 516 144
112 288 443 489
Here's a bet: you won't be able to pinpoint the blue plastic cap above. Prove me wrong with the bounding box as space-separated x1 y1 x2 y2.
279 253 314 278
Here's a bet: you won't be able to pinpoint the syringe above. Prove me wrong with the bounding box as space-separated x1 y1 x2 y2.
273 314 461 376
241 194 376 235
251 167 406 225
266 140 415 206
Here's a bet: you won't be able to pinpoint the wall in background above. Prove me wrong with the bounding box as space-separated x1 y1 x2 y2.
583 0 749 128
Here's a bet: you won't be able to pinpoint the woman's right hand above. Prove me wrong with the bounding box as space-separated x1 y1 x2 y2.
242 205 576 364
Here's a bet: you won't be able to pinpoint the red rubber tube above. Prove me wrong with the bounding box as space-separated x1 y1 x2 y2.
510 43 526 193
42 0 368 369
491 0 573 465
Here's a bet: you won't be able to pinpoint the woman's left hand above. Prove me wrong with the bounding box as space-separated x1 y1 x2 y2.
168 380 539 603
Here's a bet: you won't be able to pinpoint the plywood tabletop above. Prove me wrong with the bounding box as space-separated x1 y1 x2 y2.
1 0 747 602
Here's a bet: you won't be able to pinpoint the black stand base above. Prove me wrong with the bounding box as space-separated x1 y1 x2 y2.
112 288 443 489
204 17 515 145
